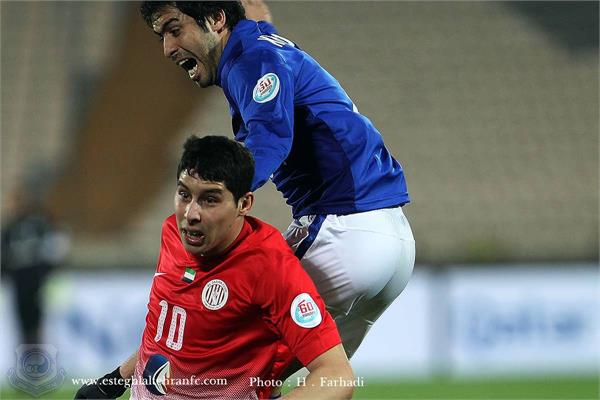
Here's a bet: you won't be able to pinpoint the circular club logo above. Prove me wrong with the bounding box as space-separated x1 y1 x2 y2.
201 279 229 310
290 293 322 328
21 349 52 380
253 73 280 103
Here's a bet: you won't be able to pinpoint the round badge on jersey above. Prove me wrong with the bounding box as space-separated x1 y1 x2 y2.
253 73 280 103
290 293 322 328
201 279 228 310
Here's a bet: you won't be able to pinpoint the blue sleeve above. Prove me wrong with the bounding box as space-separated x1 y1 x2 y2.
227 50 295 190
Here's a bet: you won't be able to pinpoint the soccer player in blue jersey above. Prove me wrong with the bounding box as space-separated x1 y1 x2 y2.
140 0 415 372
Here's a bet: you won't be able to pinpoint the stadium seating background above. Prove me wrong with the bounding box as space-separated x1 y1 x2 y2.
2 1 597 266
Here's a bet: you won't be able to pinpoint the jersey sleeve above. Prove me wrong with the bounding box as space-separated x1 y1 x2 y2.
253 251 342 366
226 50 295 190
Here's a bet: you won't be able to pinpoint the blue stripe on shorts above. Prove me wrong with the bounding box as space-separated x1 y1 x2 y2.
294 215 326 260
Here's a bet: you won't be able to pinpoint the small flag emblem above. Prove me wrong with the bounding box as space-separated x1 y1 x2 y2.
182 268 196 283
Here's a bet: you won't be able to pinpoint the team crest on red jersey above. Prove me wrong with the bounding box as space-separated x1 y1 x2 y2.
201 279 229 310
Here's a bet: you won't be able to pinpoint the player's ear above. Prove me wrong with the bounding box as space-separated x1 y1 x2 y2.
237 192 253 216
207 10 226 33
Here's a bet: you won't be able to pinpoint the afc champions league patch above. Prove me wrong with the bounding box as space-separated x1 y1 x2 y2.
201 279 229 310
290 293 322 328
253 73 280 103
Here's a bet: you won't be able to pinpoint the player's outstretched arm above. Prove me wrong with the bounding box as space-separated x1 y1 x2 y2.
241 0 272 22
285 344 354 399
74 351 139 399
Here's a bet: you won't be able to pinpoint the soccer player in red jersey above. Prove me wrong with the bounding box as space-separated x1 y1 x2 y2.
74 136 353 399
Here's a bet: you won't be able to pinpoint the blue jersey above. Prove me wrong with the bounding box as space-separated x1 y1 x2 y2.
217 20 410 218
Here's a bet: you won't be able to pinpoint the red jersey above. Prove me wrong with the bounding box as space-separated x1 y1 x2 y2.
130 215 341 399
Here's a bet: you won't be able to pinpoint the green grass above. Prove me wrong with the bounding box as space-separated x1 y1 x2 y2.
352 376 599 399
1 376 598 399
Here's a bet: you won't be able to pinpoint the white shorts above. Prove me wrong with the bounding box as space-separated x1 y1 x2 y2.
283 206 415 358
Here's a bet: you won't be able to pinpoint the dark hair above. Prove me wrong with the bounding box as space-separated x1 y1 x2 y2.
140 1 245 32
177 135 254 202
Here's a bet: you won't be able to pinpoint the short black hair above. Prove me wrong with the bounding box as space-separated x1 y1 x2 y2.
177 135 254 202
140 1 246 32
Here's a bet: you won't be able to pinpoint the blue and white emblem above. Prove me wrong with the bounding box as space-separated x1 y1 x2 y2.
253 73 280 103
7 344 66 397
290 293 322 328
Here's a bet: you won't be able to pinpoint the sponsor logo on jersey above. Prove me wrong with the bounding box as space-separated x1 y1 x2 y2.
253 73 280 103
143 354 171 396
201 279 228 310
290 293 322 328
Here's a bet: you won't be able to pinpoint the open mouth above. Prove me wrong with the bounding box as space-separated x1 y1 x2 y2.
178 58 199 80
183 229 205 246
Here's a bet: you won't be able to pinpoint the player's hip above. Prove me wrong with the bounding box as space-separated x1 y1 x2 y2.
283 207 415 299
284 206 414 252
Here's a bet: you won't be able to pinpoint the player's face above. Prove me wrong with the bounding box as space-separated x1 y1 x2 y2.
152 6 221 88
174 170 249 257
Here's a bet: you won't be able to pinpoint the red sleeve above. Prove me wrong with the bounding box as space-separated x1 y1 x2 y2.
253 250 342 366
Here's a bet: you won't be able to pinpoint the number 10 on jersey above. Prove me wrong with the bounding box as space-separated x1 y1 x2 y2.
154 300 187 351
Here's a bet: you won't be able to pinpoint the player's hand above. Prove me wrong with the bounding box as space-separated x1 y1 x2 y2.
74 367 128 399
241 0 272 22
